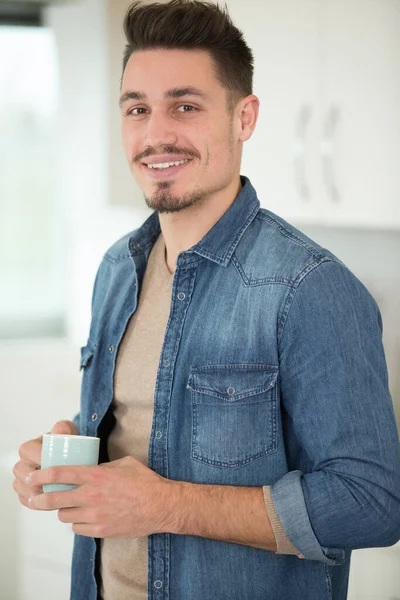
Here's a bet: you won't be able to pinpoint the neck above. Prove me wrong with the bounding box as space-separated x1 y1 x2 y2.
159 177 242 274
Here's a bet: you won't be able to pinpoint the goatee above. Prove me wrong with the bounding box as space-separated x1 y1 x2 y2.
144 182 205 214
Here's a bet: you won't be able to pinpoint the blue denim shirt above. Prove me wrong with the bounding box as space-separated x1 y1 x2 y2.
72 177 400 600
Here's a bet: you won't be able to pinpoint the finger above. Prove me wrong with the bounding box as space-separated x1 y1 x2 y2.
18 437 43 465
72 523 101 538
18 495 31 509
58 507 92 524
13 460 40 483
27 465 95 488
29 489 81 512
13 478 43 501
51 420 78 435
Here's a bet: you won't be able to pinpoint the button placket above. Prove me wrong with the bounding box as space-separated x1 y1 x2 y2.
148 266 197 597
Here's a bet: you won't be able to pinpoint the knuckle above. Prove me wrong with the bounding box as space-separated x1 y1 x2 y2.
18 442 27 459
19 439 40 463
89 468 103 485
19 496 29 508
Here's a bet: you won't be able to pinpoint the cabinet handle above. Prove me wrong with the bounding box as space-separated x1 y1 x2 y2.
320 106 340 203
292 105 312 202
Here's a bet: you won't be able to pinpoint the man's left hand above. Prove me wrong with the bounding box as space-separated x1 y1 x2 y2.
26 456 176 538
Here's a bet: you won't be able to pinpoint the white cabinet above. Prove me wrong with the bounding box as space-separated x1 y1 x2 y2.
228 0 327 225
227 0 400 229
319 0 400 228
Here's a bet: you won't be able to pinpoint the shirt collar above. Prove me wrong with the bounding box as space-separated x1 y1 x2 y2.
129 176 260 267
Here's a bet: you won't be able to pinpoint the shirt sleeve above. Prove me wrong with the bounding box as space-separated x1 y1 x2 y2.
271 259 400 565
262 486 304 557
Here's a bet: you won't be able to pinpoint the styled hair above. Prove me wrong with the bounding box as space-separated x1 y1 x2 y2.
122 0 254 111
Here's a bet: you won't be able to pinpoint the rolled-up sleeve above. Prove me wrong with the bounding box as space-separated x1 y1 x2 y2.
271 259 400 565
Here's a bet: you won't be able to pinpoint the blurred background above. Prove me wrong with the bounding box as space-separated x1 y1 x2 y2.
0 0 399 598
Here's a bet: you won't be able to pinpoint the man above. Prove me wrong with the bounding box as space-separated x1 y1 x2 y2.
13 1 400 599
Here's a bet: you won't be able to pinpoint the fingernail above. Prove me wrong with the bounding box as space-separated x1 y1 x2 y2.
25 473 32 485
28 497 33 507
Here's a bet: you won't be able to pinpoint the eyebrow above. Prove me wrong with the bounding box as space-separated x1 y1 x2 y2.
119 86 209 107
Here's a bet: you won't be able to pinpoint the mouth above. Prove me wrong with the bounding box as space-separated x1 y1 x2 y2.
140 159 192 180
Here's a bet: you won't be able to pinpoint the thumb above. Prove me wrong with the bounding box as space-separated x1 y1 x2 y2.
50 420 78 436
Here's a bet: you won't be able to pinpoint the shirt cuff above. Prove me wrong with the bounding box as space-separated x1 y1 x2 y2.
263 486 304 557
270 470 345 565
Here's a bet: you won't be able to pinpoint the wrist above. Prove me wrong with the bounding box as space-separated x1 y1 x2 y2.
159 478 188 535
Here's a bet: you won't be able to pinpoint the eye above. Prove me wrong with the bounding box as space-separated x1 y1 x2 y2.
127 107 148 116
177 105 197 113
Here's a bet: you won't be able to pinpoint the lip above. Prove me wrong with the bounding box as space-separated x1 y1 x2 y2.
140 159 192 180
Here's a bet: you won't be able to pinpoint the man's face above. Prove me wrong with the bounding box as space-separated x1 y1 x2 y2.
120 49 242 213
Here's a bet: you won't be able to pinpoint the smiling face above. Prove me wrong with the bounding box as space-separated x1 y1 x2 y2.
120 48 246 214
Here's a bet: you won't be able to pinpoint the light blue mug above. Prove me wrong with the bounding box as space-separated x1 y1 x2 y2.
41 434 100 493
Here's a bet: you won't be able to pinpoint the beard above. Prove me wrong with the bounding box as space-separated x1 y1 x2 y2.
144 181 208 214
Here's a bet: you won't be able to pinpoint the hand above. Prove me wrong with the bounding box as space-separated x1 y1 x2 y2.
26 456 177 539
12 420 78 508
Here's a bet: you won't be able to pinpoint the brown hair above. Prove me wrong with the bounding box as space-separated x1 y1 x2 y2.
122 0 254 112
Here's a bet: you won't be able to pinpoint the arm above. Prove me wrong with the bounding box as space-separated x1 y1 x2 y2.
167 481 278 552
270 259 400 564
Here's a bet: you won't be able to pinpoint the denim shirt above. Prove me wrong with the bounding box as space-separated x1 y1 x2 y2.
71 177 400 600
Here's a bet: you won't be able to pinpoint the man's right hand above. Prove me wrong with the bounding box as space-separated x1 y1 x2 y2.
12 420 78 508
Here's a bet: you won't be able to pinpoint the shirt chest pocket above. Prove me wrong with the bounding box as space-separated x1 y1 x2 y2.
187 364 278 468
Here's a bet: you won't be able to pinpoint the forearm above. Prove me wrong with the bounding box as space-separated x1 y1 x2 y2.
164 480 277 552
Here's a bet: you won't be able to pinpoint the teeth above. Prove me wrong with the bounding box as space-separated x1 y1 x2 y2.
147 159 189 170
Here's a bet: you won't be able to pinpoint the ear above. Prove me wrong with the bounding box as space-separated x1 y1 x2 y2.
238 95 260 142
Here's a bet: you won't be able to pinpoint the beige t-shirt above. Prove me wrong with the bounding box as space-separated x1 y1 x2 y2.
100 233 299 600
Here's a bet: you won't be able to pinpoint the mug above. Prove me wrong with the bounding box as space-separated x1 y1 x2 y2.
41 433 100 493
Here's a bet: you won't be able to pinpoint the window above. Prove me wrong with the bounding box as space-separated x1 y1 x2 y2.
0 22 66 338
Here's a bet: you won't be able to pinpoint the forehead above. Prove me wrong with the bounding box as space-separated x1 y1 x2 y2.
121 48 223 96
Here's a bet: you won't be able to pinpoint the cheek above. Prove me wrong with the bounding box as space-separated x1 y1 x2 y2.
121 125 131 157
121 123 141 158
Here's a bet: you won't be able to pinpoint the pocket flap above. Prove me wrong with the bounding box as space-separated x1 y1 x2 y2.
80 340 96 370
187 364 278 402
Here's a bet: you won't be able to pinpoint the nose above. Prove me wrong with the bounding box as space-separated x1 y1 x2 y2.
144 109 178 148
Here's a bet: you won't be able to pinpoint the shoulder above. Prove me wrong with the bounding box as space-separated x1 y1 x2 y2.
103 231 137 264
236 207 348 285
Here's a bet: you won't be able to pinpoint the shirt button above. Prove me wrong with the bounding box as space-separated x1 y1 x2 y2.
109 345 114 353
154 580 163 589
227 387 235 395
91 413 98 422
163 359 170 367
155 431 162 440
177 292 185 301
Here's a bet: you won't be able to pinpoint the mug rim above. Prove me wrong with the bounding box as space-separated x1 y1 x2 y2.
43 434 100 440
